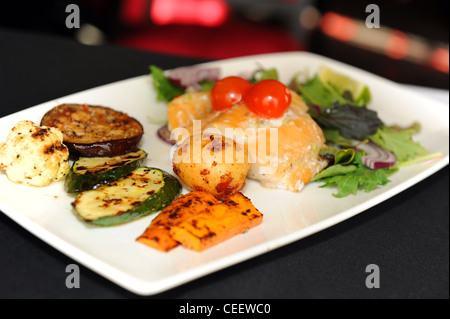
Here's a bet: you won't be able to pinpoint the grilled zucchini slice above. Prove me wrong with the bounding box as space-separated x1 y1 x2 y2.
72 167 182 226
65 150 148 193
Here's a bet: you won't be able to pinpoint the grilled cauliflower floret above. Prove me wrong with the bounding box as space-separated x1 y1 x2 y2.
0 120 70 186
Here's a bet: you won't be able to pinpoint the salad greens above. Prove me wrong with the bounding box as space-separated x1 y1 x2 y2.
308 103 383 140
150 65 217 102
150 65 185 103
149 64 430 197
312 151 396 198
150 65 279 102
290 67 428 197
369 125 428 162
248 68 279 83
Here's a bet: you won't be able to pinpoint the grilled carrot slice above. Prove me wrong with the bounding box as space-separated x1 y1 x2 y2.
136 191 219 252
169 193 263 252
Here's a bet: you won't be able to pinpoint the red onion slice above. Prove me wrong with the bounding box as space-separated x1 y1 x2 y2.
167 66 221 91
157 125 176 145
358 142 397 169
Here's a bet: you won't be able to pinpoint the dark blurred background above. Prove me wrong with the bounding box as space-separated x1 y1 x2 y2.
1 0 448 89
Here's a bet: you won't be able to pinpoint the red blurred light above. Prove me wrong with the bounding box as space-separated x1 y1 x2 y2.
120 0 148 25
320 12 357 42
385 30 409 60
151 0 229 27
430 48 449 73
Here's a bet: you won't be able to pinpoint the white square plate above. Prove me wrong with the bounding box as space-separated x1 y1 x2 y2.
0 52 448 295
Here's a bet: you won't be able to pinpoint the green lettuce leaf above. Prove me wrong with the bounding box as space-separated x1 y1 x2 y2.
313 152 397 197
150 65 185 102
322 129 357 147
369 124 428 162
290 74 371 107
249 68 279 83
292 75 346 107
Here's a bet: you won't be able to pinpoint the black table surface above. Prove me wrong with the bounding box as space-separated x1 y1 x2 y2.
0 28 448 299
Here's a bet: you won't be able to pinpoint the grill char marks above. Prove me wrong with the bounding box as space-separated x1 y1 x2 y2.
41 104 144 158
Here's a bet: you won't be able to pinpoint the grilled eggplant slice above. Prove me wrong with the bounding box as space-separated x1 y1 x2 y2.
40 104 144 157
65 150 148 193
72 167 182 226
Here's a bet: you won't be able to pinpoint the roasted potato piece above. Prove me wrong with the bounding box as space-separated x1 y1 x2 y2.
172 133 251 200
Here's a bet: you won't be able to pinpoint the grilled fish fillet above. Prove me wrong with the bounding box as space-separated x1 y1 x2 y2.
167 90 328 192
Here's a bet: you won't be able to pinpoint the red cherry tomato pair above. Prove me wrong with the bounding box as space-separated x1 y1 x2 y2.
211 76 291 119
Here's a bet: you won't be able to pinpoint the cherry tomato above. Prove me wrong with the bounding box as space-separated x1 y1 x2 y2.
211 76 252 111
243 79 291 119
